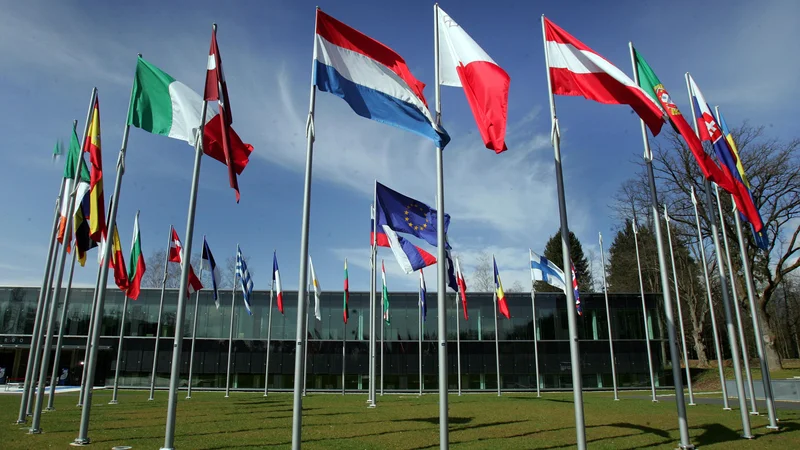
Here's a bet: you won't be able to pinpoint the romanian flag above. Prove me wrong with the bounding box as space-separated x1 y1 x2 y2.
83 98 105 242
108 225 129 292
493 256 510 319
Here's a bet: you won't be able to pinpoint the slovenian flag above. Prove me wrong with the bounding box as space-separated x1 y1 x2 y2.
314 9 450 148
273 251 284 314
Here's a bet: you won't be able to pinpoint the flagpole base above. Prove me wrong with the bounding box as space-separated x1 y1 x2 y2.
28 428 42 435
741 434 754 440
147 398 154 402
14 419 27 425
108 400 118 405
749 411 760 415
185 396 192 400
70 438 91 446
767 426 780 430
45 407 55 411
723 407 732 411
688 402 696 406
676 444 695 450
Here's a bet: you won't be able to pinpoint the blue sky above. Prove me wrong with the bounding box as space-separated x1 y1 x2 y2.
2 0 798 294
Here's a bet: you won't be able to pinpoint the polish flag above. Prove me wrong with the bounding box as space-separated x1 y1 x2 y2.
543 17 665 136
437 6 510 153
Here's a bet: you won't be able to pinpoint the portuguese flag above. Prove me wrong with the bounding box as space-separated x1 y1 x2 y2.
343 259 349 324
126 211 146 300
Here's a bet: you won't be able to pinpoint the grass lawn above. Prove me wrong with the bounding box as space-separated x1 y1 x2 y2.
3 389 800 449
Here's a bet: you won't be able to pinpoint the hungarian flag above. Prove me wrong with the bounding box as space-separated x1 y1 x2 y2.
455 256 468 320
58 125 91 244
343 258 350 324
543 17 664 136
83 97 105 242
436 5 510 153
168 227 203 294
273 251 284 314
381 260 390 325
126 211 146 300
493 255 510 319
204 26 240 202
108 225 129 292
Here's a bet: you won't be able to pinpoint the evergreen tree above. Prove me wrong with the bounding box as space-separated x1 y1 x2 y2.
536 230 593 293
607 219 661 293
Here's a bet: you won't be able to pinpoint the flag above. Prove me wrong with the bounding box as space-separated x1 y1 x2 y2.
273 251 284 314
309 256 322 321
530 249 566 292
127 56 253 174
126 211 146 300
543 18 664 136
455 256 468 320
571 263 582 316
202 237 221 308
375 182 450 247
381 224 437 273
445 247 459 292
58 125 91 244
314 9 450 148
52 139 63 162
436 6 510 153
109 225 129 292
168 227 203 295
236 245 254 315
493 256 510 319
381 260 390 324
83 97 106 242
204 26 240 201
343 258 350 324
688 75 763 232
73 158 95 266
419 269 427 322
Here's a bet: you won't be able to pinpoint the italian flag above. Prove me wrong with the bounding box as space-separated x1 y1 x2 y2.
126 212 146 300
343 259 349 324
381 260 390 325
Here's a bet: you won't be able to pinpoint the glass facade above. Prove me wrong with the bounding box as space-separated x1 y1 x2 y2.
0 286 673 392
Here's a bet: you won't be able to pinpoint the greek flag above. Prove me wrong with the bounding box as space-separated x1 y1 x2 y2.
236 245 254 315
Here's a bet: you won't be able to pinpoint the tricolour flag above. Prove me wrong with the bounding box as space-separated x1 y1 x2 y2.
58 125 91 244
419 269 427 322
83 97 106 242
126 211 146 300
73 158 95 266
543 18 664 136
273 251 284 314
455 256 468 320
202 237 221 308
493 256 510 319
571 263 581 316
309 256 322 321
343 259 350 324
314 9 450 148
436 6 510 153
236 245 254 315
109 225 129 292
381 260 390 325
370 201 437 274
530 249 566 292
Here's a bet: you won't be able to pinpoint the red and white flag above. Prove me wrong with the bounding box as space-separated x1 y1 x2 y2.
168 226 203 294
543 17 664 136
455 256 468 320
437 6 510 153
204 26 240 202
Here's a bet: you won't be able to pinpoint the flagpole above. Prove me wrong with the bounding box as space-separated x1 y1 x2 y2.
664 206 696 405
264 266 274 397
733 201 779 428
691 187 730 409
714 184 758 414
686 73 753 439
109 289 129 404
225 258 237 398
77 257 103 408
542 16 586 449
419 280 423 396
380 268 385 397
492 279 501 397
342 291 346 396
433 7 450 446
529 250 541 398
629 43 692 448
455 290 462 396
149 225 173 401
16 195 60 424
631 219 658 402
73 79 131 445
186 243 205 400
597 236 618 400
31 89 96 434
290 11 319 446
46 243 78 410
369 198 377 408
29 251 60 416
303 294 309 397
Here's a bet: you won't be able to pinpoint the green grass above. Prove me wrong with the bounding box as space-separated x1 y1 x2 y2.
693 367 800 392
3 389 799 449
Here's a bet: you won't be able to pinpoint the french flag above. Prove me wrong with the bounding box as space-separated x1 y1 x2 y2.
314 9 450 148
273 251 284 314
370 218 436 274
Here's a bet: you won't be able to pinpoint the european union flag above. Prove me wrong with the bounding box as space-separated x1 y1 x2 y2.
375 182 450 247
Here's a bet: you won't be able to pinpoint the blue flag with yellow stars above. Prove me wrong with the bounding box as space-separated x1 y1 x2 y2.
375 182 450 248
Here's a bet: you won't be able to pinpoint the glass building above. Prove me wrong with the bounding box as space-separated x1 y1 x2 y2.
0 286 674 392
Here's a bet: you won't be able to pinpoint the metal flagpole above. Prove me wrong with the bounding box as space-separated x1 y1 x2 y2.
76 259 102 408
46 244 78 410
73 79 131 445
225 264 237 398
631 219 658 402
264 270 274 396
733 201 779 428
369 196 377 408
31 91 96 434
714 184 757 414
433 7 450 447
161 44 211 449
664 206 696 406
109 291 129 404
543 17 586 449
303 294 309 397
16 195 60 424
598 235 619 401
149 225 173 401
29 251 60 416
455 290 462 396
686 73 752 438
419 283 423 396
380 272 384 397
186 248 205 400
629 43 692 448
691 187 730 409
528 254 541 397
492 280 501 397
291 11 319 446
342 304 346 396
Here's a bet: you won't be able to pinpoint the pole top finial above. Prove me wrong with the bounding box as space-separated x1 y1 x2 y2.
213 23 217 31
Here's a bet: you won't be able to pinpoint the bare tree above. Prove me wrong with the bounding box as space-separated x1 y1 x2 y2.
507 280 525 293
471 251 494 292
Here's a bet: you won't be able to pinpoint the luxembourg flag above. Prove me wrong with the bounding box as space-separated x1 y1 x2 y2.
314 9 450 148
437 5 510 153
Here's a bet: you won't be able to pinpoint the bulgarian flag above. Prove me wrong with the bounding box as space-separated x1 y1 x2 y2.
381 260 390 325
126 211 145 300
343 259 349 324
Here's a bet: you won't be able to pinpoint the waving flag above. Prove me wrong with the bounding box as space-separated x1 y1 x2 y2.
381 224 437 273
83 97 106 242
58 125 91 244
73 158 95 266
571 263 582 316
455 256 468 320
419 269 427 322
343 259 350 324
381 260 390 324
168 227 203 294
375 182 450 247
544 17 664 136
436 5 510 153
109 225 129 292
126 211 146 300
530 249 566 292
273 251 284 314
493 256 511 319
314 9 449 148
309 256 322 321
202 237 220 308
236 245 254 315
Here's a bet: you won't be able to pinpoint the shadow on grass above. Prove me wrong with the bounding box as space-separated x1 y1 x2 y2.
405 416 473 425
693 423 746 447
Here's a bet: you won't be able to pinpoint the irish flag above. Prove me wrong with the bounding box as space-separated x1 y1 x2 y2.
126 211 145 300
